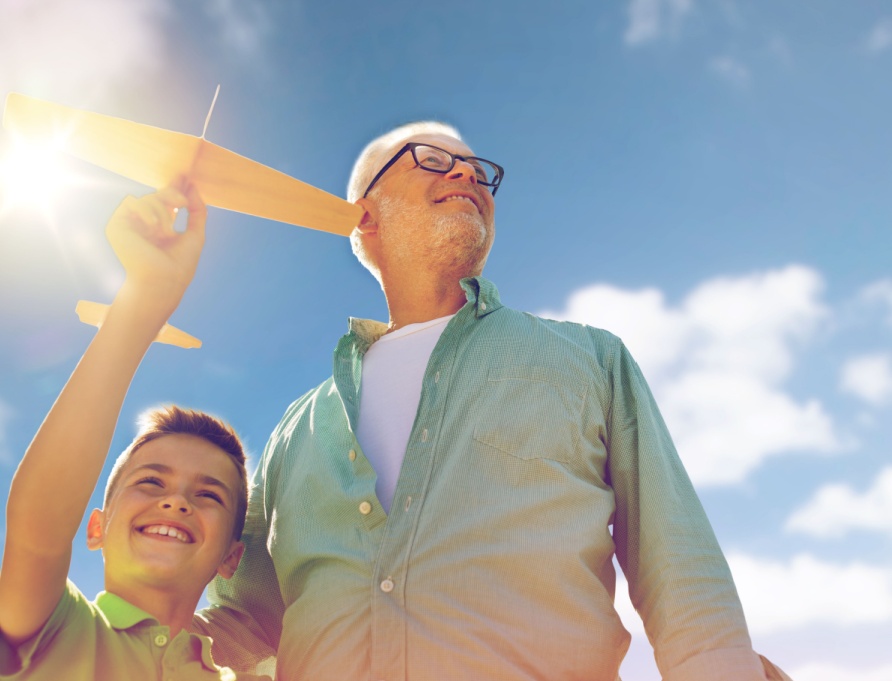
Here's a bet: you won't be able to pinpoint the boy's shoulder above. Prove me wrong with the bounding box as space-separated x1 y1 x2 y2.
0 580 262 681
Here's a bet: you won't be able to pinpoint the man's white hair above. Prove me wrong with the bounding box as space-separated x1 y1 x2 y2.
348 121 462 284
346 121 462 204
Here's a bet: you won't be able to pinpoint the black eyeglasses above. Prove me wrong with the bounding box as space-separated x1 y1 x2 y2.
362 143 504 198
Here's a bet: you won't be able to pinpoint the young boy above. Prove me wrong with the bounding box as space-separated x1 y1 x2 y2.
0 184 270 680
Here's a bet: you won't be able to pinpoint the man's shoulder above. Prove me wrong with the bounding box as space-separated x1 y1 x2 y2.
268 376 338 436
493 305 625 355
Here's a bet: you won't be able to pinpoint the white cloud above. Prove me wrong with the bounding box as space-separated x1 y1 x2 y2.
0 0 172 105
624 0 694 46
860 279 892 326
616 550 892 638
785 467 892 538
865 18 892 54
709 55 752 87
728 552 892 635
614 572 644 635
789 662 892 681
540 265 839 486
201 0 273 57
840 353 892 406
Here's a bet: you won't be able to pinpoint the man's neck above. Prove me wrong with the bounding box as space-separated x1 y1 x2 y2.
380 270 471 333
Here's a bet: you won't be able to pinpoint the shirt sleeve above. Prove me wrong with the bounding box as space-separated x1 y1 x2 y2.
196 427 285 673
605 340 767 681
0 580 80 678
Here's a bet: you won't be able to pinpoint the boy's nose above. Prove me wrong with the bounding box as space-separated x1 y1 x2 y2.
160 494 192 514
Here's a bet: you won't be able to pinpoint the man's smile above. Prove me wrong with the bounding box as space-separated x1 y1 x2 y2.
434 190 482 214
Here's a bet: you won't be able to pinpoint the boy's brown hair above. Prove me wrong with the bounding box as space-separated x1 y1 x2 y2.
103 406 249 540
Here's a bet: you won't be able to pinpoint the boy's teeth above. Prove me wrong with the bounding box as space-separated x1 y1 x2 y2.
143 525 190 542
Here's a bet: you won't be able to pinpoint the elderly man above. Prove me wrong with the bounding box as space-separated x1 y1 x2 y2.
196 122 790 680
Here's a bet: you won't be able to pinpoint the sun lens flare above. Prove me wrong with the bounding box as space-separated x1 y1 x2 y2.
0 133 76 218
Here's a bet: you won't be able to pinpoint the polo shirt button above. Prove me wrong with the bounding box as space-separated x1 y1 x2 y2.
380 578 394 593
434 371 440 383
421 429 428 442
349 449 357 461
480 302 487 311
359 501 372 515
154 633 168 646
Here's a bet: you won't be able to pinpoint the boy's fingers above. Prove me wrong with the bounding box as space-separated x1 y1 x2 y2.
154 185 189 210
183 184 208 237
184 182 206 214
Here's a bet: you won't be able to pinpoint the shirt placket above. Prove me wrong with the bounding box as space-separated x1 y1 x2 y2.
366 309 468 681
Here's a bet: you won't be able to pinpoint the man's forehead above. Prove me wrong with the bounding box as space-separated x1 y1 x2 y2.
379 133 475 166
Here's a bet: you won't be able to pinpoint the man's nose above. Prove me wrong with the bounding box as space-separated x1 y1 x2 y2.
446 158 479 184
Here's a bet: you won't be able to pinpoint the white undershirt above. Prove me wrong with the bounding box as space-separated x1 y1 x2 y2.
355 314 454 512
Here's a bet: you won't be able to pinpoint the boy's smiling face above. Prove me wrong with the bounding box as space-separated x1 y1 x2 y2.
87 433 244 601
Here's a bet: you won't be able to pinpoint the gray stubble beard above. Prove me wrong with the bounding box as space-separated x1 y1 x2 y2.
377 194 494 277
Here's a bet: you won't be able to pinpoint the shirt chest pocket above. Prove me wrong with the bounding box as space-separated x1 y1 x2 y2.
472 366 587 463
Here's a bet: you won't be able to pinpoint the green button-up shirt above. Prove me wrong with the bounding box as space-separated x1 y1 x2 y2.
0 580 268 681
200 277 765 681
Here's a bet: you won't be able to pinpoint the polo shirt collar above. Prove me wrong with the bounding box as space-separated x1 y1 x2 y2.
94 591 158 630
95 591 220 671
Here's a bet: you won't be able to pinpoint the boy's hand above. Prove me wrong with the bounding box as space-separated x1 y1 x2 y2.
105 181 207 307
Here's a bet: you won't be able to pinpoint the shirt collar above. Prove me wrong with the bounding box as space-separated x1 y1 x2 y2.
96 591 220 671
345 276 502 349
458 276 502 318
94 591 158 630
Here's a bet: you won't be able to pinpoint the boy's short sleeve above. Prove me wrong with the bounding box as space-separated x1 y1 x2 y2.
0 580 82 678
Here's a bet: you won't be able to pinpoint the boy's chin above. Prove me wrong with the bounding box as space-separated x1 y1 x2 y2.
107 559 213 598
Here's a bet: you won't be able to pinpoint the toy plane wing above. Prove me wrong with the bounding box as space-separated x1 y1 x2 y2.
2 92 363 236
76 301 201 349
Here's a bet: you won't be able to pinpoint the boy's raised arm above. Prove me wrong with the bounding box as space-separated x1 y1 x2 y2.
0 184 206 644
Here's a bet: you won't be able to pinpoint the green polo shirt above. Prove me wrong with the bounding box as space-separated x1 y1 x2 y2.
202 276 765 681
0 580 270 681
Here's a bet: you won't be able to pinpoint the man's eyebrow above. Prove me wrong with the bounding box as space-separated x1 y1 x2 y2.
130 463 234 494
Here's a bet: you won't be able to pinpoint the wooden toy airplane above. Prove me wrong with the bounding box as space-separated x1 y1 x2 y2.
2 90 363 235
3 89 364 349
76 301 201 349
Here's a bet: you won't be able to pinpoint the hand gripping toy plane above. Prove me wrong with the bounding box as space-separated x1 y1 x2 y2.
2 89 363 348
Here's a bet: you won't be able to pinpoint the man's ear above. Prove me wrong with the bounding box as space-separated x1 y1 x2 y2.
353 198 379 236
86 509 105 551
216 540 245 580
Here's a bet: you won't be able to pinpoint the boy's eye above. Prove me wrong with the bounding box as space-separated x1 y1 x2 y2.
136 476 163 487
198 491 223 504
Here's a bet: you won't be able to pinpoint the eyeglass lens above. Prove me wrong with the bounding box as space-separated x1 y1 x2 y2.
412 145 500 185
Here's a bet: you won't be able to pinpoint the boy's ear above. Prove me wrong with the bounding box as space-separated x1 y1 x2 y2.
216 540 245 580
86 509 105 550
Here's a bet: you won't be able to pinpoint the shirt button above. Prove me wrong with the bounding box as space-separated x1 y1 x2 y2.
434 371 440 383
380 578 395 593
480 302 487 311
349 449 356 462
421 428 428 442
154 634 168 647
359 501 372 515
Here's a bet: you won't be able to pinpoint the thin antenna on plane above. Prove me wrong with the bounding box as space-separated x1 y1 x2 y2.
201 84 221 139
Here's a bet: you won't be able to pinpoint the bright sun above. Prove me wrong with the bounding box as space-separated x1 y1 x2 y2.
0 135 75 218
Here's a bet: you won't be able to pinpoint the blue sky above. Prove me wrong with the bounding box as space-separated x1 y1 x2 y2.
2 2 891 678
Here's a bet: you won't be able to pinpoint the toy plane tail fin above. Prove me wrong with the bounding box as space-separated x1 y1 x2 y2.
75 301 202 349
